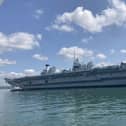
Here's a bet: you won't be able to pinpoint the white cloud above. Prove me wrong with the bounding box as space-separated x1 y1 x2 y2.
0 69 38 79
0 0 4 6
0 71 23 79
81 36 93 44
58 46 94 59
33 54 48 61
95 62 113 67
122 60 126 63
0 32 40 53
120 49 126 53
96 53 107 59
24 69 36 76
36 9 43 15
36 33 42 40
34 9 43 19
0 69 38 85
51 24 74 32
0 58 16 66
6 72 24 78
53 0 126 33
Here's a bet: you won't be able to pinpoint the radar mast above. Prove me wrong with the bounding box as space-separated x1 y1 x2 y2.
72 48 81 71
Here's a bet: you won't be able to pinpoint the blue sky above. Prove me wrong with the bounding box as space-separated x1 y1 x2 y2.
1 0 126 84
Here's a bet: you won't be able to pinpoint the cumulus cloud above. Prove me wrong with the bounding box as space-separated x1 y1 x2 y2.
24 69 36 76
0 32 40 53
96 53 107 59
53 0 126 33
81 36 93 44
95 62 113 67
58 46 94 59
0 69 38 79
36 33 42 40
51 24 74 32
34 9 43 19
0 58 16 66
33 54 48 61
4 72 24 78
120 49 126 53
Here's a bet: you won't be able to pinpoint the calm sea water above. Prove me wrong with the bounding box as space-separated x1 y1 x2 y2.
0 88 126 126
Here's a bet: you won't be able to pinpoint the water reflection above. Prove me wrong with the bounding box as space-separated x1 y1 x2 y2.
1 88 126 126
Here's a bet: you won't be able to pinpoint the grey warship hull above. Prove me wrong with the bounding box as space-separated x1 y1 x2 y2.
5 68 126 91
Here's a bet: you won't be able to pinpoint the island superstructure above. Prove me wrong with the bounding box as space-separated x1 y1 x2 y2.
5 58 126 90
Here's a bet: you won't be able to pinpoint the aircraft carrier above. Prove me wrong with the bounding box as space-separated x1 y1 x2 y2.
5 58 126 91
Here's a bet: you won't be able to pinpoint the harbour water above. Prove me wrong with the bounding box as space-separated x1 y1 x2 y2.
0 88 126 126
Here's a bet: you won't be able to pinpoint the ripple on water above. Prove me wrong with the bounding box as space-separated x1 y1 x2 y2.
1 88 126 126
